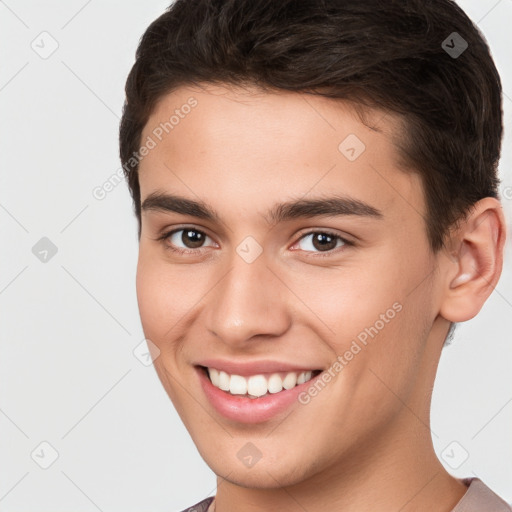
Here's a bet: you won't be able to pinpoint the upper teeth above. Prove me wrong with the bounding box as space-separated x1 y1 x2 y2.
207 368 315 398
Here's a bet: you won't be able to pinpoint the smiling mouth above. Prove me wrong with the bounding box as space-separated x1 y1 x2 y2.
198 365 323 399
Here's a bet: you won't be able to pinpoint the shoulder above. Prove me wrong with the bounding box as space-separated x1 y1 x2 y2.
178 496 214 512
452 478 512 511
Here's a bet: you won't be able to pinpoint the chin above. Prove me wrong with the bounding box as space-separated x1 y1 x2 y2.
203 450 315 489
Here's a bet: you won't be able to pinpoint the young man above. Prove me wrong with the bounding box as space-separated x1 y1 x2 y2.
119 1 510 510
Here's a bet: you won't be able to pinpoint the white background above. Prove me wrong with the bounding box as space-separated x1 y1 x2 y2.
0 1 511 510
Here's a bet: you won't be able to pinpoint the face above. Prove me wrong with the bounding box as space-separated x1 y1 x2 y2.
136 83 447 489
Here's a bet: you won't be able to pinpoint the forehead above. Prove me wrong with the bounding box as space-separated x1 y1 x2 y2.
138 83 423 225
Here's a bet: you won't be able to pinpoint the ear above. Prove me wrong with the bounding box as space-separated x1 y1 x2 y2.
439 197 507 323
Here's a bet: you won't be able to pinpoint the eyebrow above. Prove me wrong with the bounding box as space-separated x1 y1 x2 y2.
141 191 383 224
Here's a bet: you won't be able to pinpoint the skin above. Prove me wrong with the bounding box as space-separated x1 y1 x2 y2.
135 83 506 512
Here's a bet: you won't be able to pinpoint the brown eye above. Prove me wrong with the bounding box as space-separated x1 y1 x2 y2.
163 228 215 253
179 229 206 248
295 231 348 254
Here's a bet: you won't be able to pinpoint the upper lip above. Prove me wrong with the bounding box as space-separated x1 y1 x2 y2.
196 358 322 376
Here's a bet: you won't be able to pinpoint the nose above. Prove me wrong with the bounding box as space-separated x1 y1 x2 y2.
204 249 291 347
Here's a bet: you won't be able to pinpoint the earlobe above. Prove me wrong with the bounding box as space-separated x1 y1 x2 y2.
440 198 506 323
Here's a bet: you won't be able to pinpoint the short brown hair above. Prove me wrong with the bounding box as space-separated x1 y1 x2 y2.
119 0 502 252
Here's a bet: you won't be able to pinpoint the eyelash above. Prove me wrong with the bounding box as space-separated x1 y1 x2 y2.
155 227 354 258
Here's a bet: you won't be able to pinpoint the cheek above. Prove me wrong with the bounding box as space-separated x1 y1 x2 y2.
337 252 435 397
135 251 181 343
297 244 432 380
135 250 214 348
136 256 162 334
293 250 406 342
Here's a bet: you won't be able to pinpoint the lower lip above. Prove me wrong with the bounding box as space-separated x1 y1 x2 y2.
196 367 321 424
